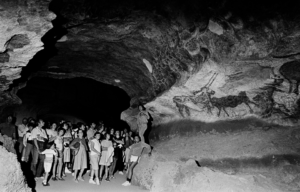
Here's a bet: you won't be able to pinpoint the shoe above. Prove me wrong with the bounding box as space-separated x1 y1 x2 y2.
62 173 66 177
105 177 110 182
65 168 72 173
89 179 96 184
42 182 50 186
122 181 131 186
119 171 124 175
72 173 75 176
74 178 78 183
58 177 65 181
52 177 58 181
78 177 84 181
96 179 100 185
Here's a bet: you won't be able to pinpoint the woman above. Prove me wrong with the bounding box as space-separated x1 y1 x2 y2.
62 123 72 174
99 133 113 181
124 132 133 171
137 105 150 143
70 129 88 182
52 128 65 180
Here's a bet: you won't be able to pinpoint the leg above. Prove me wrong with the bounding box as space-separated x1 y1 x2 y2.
99 165 104 179
57 158 63 178
95 168 100 185
109 157 117 177
31 146 39 176
52 156 58 179
127 161 138 181
73 169 79 182
23 143 32 162
78 168 85 180
139 124 147 143
18 137 24 158
36 154 45 177
104 166 109 179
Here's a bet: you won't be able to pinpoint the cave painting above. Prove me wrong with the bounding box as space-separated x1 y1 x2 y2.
173 73 256 117
253 74 299 118
279 60 300 95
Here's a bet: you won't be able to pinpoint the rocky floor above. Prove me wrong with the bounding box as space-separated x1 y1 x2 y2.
133 118 300 192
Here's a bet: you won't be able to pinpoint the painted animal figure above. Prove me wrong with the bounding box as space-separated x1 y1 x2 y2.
279 60 300 95
208 91 257 117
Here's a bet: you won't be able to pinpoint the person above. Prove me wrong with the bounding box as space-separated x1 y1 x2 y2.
89 132 101 185
17 118 28 157
124 132 134 170
31 119 48 178
0 115 17 141
99 133 113 182
21 123 35 162
46 122 58 142
70 129 88 183
52 128 65 181
113 130 125 175
110 128 115 136
62 123 72 174
136 105 150 143
41 143 57 186
122 135 151 186
87 122 96 141
109 142 118 180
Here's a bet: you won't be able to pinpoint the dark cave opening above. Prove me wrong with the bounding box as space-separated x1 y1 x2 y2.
16 76 131 127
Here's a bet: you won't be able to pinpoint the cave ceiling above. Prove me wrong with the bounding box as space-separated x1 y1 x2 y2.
35 0 300 106
1 0 300 123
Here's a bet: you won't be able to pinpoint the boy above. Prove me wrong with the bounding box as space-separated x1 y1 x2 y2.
122 135 151 186
41 143 57 186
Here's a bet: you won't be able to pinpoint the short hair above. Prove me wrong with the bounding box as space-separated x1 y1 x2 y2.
94 132 101 137
58 128 65 134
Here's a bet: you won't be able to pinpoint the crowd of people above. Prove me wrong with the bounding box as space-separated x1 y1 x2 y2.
0 114 152 188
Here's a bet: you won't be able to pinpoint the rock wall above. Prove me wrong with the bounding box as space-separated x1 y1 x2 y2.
132 122 300 192
0 0 55 111
0 146 30 192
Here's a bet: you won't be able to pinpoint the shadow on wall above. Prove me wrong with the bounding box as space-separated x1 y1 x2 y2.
149 117 280 141
179 154 300 172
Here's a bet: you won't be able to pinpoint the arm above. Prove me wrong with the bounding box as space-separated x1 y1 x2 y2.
23 134 27 147
90 140 101 155
49 136 57 142
113 138 124 145
69 138 78 150
33 138 40 153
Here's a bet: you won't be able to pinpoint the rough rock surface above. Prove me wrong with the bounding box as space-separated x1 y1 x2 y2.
133 120 300 192
0 0 55 111
0 133 16 154
0 146 30 192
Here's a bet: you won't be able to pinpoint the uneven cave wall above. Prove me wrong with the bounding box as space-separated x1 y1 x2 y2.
122 15 300 128
0 146 30 192
0 0 55 117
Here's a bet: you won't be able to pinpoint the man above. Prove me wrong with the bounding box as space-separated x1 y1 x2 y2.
17 118 28 156
87 122 96 141
122 135 151 186
31 119 48 178
136 105 150 143
0 115 17 140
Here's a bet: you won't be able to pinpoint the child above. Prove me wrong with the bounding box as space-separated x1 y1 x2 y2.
89 132 101 185
41 143 57 186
